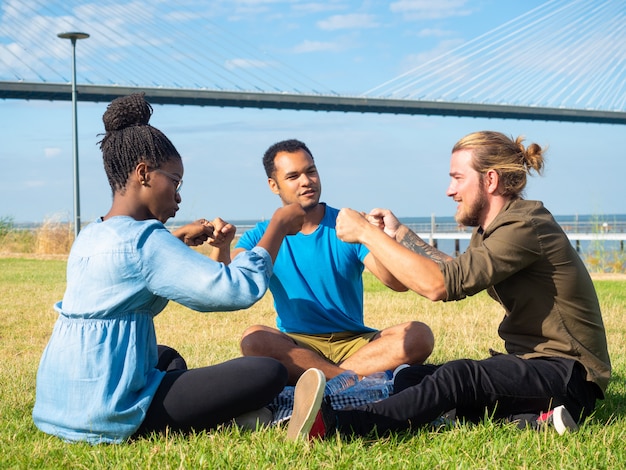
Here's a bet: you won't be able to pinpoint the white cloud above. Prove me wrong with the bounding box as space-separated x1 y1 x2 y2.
25 180 46 188
390 0 472 20
398 38 465 73
44 147 62 159
225 58 272 69
292 40 343 53
317 13 378 31
232 0 289 4
417 28 453 38
164 10 201 22
293 2 347 14
228 0 292 16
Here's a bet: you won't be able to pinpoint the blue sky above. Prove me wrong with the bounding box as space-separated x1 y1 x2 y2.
1 0 624 225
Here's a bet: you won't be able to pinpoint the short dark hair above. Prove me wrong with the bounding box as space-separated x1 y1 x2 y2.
98 93 181 194
262 139 314 178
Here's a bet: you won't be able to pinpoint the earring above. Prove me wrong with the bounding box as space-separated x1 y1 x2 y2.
141 180 147 186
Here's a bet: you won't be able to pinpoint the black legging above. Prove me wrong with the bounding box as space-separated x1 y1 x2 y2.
133 350 287 437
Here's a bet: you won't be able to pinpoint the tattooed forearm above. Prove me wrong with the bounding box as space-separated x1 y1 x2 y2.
397 226 453 264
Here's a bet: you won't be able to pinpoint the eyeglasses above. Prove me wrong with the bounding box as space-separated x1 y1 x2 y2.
153 168 183 193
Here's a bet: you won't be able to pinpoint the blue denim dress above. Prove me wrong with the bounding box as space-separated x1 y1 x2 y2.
32 216 272 443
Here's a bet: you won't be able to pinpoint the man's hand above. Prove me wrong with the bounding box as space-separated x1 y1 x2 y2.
367 208 402 239
252 203 305 263
271 203 306 236
336 208 372 243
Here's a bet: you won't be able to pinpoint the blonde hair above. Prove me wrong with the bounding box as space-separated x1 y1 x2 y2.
452 131 545 198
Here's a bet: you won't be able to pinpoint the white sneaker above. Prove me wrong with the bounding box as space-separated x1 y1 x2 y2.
537 405 579 435
286 368 326 441
392 363 411 379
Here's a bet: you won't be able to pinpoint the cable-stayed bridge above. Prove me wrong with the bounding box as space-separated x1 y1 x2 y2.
1 0 625 124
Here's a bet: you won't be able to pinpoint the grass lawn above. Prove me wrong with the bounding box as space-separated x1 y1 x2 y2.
1 256 625 469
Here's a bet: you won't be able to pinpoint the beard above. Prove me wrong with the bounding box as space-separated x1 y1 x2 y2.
454 188 487 227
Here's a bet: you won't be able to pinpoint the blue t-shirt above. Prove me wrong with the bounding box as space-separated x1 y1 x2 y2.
236 204 374 334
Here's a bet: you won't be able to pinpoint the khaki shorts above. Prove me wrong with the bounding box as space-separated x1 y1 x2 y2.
286 331 379 364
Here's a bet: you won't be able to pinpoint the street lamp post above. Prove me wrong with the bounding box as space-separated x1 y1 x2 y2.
57 31 89 238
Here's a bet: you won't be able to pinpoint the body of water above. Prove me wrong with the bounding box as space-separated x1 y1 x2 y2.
398 213 626 256
229 213 626 256
13 213 626 257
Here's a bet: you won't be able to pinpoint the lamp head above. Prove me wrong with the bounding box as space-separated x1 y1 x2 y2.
57 32 90 40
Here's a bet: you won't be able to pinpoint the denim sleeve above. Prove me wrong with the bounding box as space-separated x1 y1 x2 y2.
140 226 273 312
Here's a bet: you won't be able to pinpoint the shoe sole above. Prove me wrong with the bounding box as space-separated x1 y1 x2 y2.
286 368 326 441
553 405 579 435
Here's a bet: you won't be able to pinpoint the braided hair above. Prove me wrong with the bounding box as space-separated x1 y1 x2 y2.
99 93 180 194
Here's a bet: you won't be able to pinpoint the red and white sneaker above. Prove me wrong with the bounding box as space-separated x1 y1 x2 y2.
286 368 326 441
308 408 327 440
536 405 579 435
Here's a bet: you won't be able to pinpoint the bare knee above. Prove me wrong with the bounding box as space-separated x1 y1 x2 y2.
240 325 273 356
376 321 435 365
406 321 435 363
240 325 295 358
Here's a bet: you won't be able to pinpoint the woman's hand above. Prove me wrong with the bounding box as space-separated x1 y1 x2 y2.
173 219 215 246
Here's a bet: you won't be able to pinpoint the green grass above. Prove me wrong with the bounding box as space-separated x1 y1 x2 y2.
1 257 626 469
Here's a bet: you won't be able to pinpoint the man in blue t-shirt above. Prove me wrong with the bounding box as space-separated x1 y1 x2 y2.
232 139 434 384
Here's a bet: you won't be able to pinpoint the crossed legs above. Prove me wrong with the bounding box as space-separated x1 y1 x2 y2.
240 321 434 384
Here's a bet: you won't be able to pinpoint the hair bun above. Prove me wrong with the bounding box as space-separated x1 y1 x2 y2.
102 92 153 132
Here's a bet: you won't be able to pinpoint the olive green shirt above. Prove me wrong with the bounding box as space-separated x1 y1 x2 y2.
441 199 611 392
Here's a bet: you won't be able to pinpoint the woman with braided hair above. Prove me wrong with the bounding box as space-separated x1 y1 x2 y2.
33 93 305 444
